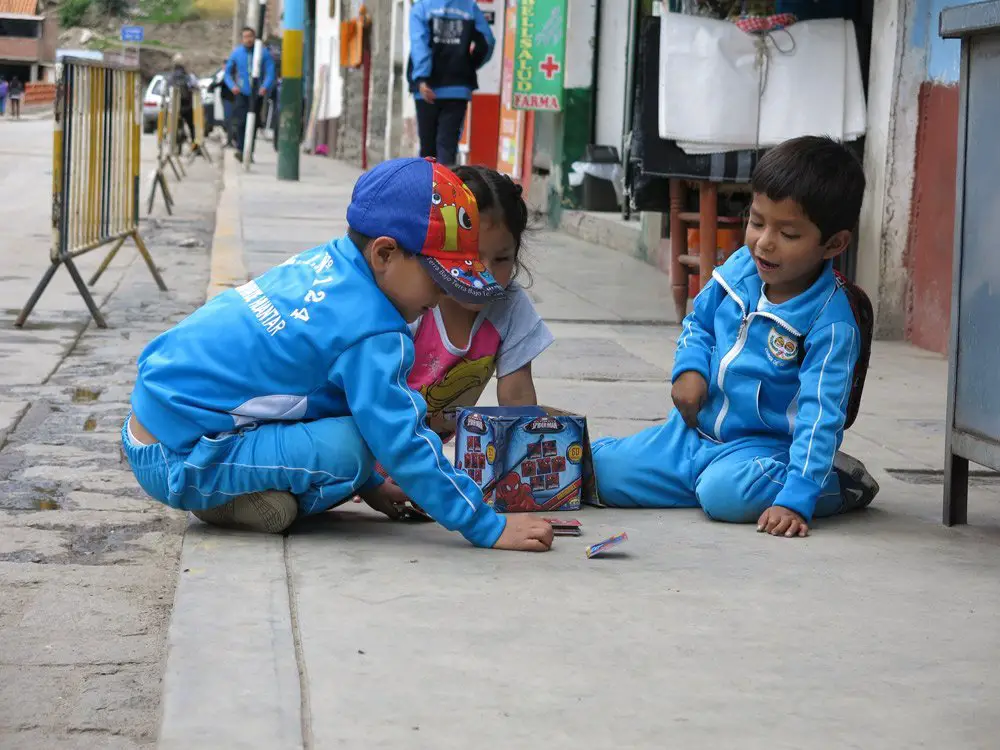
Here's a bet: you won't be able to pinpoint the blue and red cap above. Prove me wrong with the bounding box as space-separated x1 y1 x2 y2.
346 157 505 304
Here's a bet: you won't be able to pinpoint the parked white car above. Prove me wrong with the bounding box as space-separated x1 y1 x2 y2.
142 72 217 135
142 74 166 134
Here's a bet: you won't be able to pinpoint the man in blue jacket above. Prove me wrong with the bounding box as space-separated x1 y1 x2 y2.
408 0 495 166
121 157 553 553
224 26 277 159
591 136 880 539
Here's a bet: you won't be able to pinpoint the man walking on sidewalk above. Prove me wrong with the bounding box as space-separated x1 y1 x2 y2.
224 26 277 161
407 0 495 167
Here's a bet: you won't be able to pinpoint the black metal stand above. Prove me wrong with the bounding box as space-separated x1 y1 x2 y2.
16 231 167 330
147 168 175 216
15 254 108 329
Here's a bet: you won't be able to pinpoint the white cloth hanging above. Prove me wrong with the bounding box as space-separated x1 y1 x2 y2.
657 14 867 154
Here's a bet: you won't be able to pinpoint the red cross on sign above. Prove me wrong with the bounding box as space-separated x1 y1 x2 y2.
539 54 561 80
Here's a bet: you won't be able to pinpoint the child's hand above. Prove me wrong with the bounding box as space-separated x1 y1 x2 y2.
492 515 554 552
360 481 409 520
757 506 809 537
671 371 708 428
427 409 456 435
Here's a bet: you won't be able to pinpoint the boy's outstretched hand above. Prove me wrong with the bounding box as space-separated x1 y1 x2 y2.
493 515 554 552
672 371 708 428
757 506 809 537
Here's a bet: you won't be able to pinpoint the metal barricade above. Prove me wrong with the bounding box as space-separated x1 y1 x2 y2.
189 89 213 165
147 85 184 215
15 58 167 330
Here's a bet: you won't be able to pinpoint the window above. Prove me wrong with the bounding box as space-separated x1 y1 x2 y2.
0 19 41 38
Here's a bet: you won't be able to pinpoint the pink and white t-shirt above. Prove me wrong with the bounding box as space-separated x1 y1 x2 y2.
407 282 554 433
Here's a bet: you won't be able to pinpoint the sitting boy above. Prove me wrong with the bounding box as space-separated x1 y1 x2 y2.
121 157 553 552
592 136 879 538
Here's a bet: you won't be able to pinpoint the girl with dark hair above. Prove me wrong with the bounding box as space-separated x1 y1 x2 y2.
407 164 550 436
364 166 554 516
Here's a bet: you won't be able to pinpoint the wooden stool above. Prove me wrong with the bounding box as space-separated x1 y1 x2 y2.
668 178 745 321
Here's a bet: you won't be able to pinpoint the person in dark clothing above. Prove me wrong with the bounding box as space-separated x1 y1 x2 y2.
407 0 495 166
224 26 277 161
8 76 24 119
168 54 198 151
210 63 238 146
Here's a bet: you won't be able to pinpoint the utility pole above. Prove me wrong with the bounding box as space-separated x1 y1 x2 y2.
241 0 267 170
277 0 304 180
231 0 241 50
246 0 259 34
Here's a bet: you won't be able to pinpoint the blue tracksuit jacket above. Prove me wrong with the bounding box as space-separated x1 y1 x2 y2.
672 247 861 520
131 237 505 548
224 44 277 97
408 0 495 100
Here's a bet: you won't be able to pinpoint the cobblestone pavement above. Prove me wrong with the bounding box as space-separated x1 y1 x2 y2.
0 119 221 748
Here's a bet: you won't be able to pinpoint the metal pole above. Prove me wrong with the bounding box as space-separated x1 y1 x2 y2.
232 0 241 50
620 0 639 147
303 11 314 139
246 0 258 33
401 0 416 156
242 0 268 169
278 0 305 180
384 0 399 162
360 9 371 171
620 0 640 220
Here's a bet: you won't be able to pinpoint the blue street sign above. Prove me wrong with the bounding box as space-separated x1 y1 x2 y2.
120 26 144 43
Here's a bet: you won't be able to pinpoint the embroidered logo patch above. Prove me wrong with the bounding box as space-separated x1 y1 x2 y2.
767 327 798 363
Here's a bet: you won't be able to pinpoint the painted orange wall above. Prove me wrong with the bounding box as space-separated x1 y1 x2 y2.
905 82 960 355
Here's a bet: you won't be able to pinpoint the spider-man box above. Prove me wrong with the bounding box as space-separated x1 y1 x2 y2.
454 406 600 512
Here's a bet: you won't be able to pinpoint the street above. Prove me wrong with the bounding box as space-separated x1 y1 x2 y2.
0 118 216 748
2 120 1000 749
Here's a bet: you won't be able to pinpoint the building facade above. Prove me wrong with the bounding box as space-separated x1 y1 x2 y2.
0 0 57 83
856 0 978 353
299 0 972 354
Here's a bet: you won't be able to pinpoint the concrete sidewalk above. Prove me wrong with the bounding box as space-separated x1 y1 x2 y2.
0 119 220 748
160 148 1000 750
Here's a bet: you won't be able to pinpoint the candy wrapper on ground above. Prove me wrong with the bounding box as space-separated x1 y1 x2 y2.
586 532 628 558
454 406 601 512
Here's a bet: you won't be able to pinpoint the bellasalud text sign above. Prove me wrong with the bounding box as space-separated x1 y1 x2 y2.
513 0 567 112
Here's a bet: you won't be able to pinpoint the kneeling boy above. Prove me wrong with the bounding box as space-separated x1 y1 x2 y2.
122 157 553 552
592 136 879 538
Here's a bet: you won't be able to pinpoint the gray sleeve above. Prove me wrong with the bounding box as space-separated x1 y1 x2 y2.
490 283 554 378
